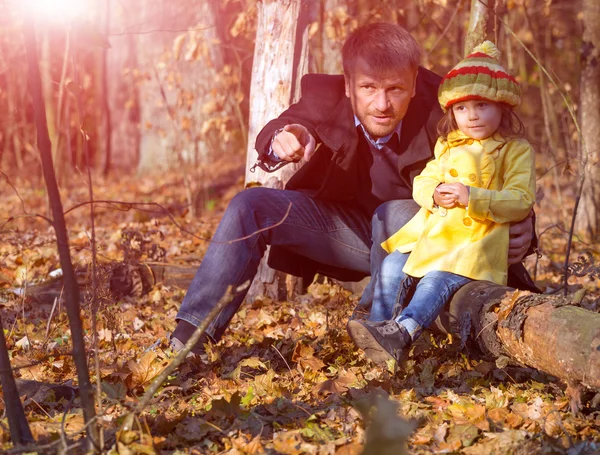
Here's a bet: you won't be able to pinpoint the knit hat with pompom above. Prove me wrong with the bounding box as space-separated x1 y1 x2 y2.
438 41 521 111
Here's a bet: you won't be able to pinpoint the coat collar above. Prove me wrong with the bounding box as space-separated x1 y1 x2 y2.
315 96 357 154
445 130 507 156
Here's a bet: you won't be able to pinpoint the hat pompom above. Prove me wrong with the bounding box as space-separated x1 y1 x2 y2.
471 40 501 59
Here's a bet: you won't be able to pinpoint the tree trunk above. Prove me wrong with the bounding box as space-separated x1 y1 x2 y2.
575 0 600 240
101 0 112 176
0 316 34 446
24 21 98 449
105 1 141 170
318 0 356 74
244 0 313 302
464 0 490 56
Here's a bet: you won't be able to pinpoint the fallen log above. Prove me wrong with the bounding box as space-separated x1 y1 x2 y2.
432 281 600 411
19 262 600 393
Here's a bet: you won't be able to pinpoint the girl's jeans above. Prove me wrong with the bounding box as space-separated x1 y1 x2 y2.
370 250 472 340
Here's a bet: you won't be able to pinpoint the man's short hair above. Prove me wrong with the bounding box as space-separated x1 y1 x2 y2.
342 23 421 76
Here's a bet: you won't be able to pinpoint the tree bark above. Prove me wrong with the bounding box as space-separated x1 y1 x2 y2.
432 281 600 390
464 0 490 56
244 0 313 302
0 316 34 445
575 0 600 240
105 1 141 170
101 0 112 176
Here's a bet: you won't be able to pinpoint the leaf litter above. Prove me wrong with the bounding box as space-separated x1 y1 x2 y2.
1 170 599 454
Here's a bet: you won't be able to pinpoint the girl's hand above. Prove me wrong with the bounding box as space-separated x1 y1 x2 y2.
434 187 458 208
436 183 470 207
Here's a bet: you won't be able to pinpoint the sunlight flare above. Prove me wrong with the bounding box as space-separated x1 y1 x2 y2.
20 0 89 22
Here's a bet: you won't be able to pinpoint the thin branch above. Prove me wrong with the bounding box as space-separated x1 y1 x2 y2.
501 20 588 297
108 25 214 36
134 284 240 413
63 199 293 245
72 48 105 450
1 171 28 214
425 0 464 57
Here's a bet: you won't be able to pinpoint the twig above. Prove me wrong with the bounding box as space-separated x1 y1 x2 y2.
271 344 292 375
45 294 62 341
64 199 293 245
58 387 76 455
1 171 28 214
134 284 240 413
501 21 588 297
425 0 464 57
72 49 105 450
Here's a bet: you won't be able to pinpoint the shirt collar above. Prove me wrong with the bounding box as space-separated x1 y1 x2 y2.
355 116 402 150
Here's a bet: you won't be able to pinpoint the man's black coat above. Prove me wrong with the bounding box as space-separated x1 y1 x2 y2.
252 67 539 292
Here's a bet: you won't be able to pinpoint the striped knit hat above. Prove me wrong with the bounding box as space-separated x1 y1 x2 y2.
438 41 521 111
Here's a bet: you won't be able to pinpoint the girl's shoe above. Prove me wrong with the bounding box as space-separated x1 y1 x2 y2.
347 319 411 365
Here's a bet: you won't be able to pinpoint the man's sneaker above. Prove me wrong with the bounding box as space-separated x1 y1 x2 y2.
168 337 196 359
169 333 213 358
347 319 412 365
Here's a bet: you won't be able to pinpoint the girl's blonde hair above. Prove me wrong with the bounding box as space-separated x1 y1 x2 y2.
437 103 525 140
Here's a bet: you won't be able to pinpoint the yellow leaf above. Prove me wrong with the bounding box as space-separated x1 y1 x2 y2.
172 33 187 59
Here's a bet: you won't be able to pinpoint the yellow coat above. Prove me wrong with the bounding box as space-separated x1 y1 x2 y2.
381 130 536 285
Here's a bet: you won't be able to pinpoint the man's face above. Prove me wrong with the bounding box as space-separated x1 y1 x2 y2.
345 58 418 139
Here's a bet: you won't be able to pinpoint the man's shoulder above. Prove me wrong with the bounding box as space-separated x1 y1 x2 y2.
300 73 346 100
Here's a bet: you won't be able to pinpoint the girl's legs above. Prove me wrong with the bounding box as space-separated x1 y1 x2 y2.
396 271 472 340
369 250 412 322
348 270 471 365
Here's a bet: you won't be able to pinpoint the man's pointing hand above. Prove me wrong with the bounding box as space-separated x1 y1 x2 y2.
271 124 317 162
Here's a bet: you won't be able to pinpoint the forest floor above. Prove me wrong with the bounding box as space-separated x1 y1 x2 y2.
1 163 599 454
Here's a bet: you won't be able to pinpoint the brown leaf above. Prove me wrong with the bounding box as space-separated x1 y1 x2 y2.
316 370 357 394
126 351 163 389
231 433 264 454
544 411 563 437
506 412 524 429
497 290 526 322
292 343 326 371
335 442 363 454
488 407 509 424
272 430 305 455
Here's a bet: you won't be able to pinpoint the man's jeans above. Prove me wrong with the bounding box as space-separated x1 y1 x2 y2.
369 250 472 340
177 187 419 341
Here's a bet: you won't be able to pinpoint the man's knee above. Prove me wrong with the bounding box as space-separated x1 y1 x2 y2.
226 187 272 215
372 199 420 240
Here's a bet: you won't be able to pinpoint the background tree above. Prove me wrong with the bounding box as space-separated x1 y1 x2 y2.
576 0 600 240
243 0 314 302
24 19 98 450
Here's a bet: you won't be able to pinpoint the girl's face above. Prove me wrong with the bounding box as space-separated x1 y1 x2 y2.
452 100 503 140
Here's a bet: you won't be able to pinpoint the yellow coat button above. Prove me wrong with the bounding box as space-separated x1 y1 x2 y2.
469 173 477 182
449 169 458 177
463 217 472 226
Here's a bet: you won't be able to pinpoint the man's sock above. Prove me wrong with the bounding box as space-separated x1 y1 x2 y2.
172 320 210 355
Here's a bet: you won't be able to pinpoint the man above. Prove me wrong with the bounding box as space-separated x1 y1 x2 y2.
170 23 537 355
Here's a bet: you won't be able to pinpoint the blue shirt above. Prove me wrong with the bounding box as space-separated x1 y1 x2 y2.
354 116 403 150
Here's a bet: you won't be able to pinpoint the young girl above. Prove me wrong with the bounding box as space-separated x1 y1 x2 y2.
347 41 536 365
